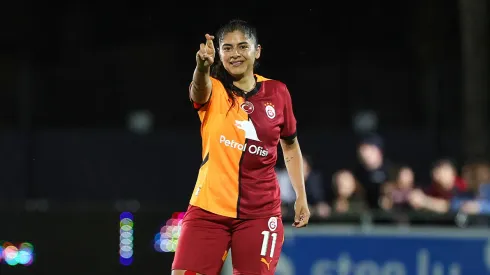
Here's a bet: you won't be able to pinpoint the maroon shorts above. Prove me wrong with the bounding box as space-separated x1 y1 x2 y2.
172 206 284 275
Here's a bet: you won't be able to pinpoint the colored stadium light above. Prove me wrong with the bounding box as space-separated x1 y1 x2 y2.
0 241 35 266
127 110 154 134
119 212 134 265
154 212 185 253
352 110 378 134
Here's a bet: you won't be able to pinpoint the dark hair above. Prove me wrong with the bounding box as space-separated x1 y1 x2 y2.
210 19 259 113
359 133 384 150
432 158 457 172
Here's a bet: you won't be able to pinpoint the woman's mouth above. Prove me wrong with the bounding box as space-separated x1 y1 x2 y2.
230 61 243 67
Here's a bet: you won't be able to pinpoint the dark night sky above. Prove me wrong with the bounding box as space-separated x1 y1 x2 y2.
0 0 464 131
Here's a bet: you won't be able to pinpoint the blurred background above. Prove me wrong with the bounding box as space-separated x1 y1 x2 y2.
1 0 489 274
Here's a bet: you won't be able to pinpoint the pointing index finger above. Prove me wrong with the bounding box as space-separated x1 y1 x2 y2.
205 33 215 46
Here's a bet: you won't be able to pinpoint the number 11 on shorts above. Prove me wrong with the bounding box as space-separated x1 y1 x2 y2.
260 231 277 258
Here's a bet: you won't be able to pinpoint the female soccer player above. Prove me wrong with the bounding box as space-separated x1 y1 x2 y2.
172 19 310 275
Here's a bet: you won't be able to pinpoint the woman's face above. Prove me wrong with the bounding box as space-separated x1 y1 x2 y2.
336 172 356 198
398 167 414 189
358 144 382 168
219 30 261 78
432 164 455 190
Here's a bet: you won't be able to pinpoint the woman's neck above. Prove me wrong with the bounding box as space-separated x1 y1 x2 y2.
232 73 256 93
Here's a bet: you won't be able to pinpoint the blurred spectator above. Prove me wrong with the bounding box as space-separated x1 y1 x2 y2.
277 155 330 218
352 133 394 210
380 166 416 211
329 170 366 214
453 162 490 215
462 161 490 193
409 159 468 213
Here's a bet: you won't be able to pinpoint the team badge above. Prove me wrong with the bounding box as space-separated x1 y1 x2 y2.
268 217 278 232
241 101 254 114
264 103 275 119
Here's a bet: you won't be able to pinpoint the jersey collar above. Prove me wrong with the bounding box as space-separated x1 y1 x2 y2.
232 75 262 99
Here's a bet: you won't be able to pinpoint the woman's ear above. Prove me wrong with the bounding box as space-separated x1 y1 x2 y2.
255 44 262 59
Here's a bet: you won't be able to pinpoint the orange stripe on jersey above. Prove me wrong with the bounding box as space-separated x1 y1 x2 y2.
255 75 270 82
189 77 250 218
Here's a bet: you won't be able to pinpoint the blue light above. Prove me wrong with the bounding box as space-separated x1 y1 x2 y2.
119 212 134 266
120 256 133 266
120 212 133 220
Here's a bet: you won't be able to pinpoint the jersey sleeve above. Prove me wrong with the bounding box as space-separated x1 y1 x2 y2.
189 81 213 111
190 77 225 123
280 85 297 140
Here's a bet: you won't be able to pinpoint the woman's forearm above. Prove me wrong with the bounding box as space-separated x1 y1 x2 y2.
280 138 306 200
